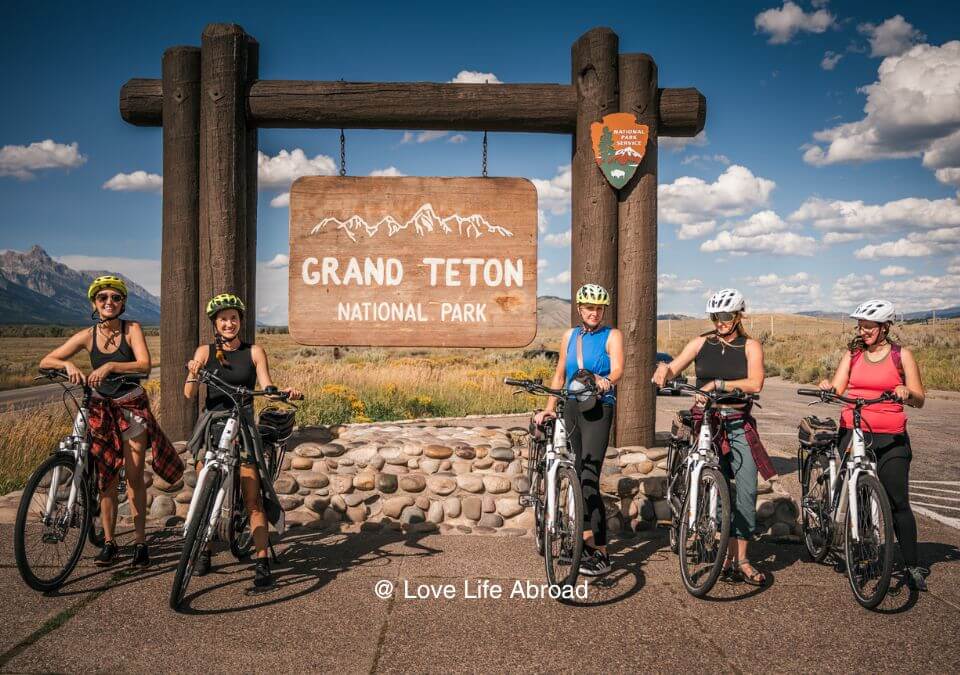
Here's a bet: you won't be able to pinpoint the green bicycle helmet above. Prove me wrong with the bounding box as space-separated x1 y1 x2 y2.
205 293 246 319
87 275 128 302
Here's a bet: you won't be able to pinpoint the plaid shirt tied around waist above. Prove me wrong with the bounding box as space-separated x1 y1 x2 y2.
690 402 777 481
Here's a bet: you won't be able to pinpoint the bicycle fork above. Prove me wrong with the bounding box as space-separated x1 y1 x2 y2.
686 422 717 528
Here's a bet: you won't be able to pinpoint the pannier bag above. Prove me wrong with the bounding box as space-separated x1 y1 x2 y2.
670 410 694 445
258 407 296 444
798 415 837 448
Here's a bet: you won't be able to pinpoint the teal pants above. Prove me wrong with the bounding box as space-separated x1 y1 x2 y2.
719 416 758 539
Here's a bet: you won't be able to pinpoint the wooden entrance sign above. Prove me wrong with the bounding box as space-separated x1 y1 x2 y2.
288 177 537 347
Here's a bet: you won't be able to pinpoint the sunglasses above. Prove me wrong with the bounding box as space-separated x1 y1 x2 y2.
95 293 124 303
710 312 736 322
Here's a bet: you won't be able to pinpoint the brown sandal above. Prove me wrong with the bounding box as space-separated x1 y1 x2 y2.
735 560 768 587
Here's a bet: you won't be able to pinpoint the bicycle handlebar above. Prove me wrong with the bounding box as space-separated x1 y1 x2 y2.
191 366 292 402
673 381 759 403
37 368 147 385
797 388 899 406
502 377 582 400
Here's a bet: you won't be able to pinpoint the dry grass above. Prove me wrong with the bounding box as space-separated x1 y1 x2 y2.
0 335 161 391
0 406 75 494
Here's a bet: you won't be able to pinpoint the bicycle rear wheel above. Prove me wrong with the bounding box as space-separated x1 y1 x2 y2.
14 453 91 592
170 471 221 610
678 467 731 598
844 474 894 609
543 466 583 590
801 453 831 563
532 468 545 556
228 477 253 560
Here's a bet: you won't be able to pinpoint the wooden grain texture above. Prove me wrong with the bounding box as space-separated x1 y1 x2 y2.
120 78 705 136
198 24 253 346
244 36 259 341
617 53 659 448
288 177 537 348
571 28 619 327
160 46 200 440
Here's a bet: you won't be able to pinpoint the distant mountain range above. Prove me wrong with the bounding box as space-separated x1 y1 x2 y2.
536 296 695 328
0 246 161 325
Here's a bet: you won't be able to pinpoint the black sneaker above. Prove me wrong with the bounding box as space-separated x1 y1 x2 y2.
94 540 118 567
130 543 150 568
253 559 273 588
579 550 612 577
195 549 212 577
906 566 928 592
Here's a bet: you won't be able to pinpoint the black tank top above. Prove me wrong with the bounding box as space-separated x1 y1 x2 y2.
203 342 257 411
695 334 748 388
89 320 138 398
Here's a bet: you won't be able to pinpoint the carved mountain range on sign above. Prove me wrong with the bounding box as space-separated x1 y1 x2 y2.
310 203 514 243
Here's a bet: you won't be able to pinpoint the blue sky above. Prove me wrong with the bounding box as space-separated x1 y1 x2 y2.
2 1 959 323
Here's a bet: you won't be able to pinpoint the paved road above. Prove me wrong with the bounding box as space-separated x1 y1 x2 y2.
0 368 160 412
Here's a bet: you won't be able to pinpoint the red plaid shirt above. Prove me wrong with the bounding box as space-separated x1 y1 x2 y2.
88 390 184 491
690 402 777 481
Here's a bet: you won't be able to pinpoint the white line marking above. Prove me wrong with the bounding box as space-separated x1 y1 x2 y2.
911 501 960 513
909 486 960 495
910 492 960 503
910 480 960 485
912 505 960 530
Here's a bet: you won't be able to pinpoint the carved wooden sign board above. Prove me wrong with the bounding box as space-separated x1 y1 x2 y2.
289 177 538 347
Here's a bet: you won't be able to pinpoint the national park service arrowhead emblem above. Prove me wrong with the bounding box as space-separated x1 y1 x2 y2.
590 113 649 189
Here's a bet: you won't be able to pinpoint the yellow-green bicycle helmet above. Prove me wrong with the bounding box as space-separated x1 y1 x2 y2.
575 283 611 306
205 293 246 319
87 275 128 302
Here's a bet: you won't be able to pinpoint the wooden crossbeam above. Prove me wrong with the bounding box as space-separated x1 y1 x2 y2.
120 79 705 136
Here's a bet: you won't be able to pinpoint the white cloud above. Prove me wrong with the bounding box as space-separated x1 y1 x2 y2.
102 171 162 193
701 231 817 256
681 153 730 166
658 274 703 294
537 209 549 234
265 254 289 269
832 271 960 312
660 131 708 152
854 238 936 259
255 260 290 325
537 258 549 272
270 192 290 208
546 269 570 285
858 15 926 58
802 40 960 186
0 140 86 179
745 272 810 287
369 166 406 177
449 71 502 84
258 149 336 188
544 230 572 247
947 257 960 274
754 2 835 45
823 232 864 244
821 51 843 70
448 134 468 144
880 265 911 276
659 165 776 226
676 220 717 240
401 130 450 144
746 280 821 313
532 164 572 215
55 255 161 296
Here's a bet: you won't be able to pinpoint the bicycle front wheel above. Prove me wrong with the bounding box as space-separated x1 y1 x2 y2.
532 468 545 556
678 467 731 598
14 452 92 592
844 474 894 609
801 453 831 563
170 471 221 610
228 478 253 561
543 466 583 590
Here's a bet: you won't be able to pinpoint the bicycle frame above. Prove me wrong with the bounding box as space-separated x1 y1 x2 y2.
542 405 578 532
44 407 90 526
183 415 241 543
684 413 721 529
826 409 880 544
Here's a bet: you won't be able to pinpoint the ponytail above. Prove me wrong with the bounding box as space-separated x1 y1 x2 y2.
213 332 230 368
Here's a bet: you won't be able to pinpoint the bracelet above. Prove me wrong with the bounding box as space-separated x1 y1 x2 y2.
714 378 725 392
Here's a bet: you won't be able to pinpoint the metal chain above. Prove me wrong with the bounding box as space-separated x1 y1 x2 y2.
339 128 346 176
482 131 488 178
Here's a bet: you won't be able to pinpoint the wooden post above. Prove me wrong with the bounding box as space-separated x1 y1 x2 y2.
616 53 658 448
570 27 619 327
161 46 201 441
199 24 254 345
245 36 259 341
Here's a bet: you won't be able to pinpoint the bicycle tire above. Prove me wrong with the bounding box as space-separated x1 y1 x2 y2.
170 471 221 610
14 452 91 592
543 466 584 590
801 453 831 563
844 474 894 609
228 477 253 560
87 482 106 548
678 467 731 598
533 468 545 556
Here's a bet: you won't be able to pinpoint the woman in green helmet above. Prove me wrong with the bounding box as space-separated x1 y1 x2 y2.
40 275 182 569
184 293 301 589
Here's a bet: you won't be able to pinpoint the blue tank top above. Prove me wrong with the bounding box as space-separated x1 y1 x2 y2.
564 325 615 404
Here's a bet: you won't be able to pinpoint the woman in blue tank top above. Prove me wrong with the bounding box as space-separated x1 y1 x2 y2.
533 284 624 577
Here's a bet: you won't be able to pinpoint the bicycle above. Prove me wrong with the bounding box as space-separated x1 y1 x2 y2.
666 382 757 598
169 368 295 610
796 388 896 609
504 377 589 589
14 369 145 592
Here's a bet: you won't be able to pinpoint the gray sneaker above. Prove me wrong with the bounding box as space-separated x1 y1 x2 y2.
579 550 611 576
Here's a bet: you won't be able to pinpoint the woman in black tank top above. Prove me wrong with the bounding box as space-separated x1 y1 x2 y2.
651 288 770 586
184 293 301 589
40 275 155 567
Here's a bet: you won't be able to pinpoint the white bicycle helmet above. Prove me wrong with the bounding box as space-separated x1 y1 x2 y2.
850 299 895 323
705 288 746 314
576 283 611 306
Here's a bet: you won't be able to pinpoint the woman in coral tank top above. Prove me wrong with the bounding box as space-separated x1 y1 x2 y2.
819 299 928 591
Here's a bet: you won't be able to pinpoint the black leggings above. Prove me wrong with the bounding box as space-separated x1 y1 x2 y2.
564 401 614 547
838 428 918 567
